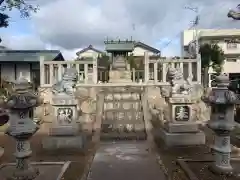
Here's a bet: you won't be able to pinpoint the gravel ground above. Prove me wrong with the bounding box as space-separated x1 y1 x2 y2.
0 131 96 180
154 126 217 180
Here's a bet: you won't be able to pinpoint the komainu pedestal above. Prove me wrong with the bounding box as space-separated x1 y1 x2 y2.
42 68 87 150
159 67 205 146
160 96 205 146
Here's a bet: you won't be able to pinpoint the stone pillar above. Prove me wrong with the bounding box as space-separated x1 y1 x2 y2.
2 78 42 180
197 54 201 83
84 63 88 84
49 64 54 85
0 108 9 158
203 74 237 175
39 56 45 86
154 62 158 83
144 52 149 83
159 67 205 146
92 56 98 84
42 68 87 150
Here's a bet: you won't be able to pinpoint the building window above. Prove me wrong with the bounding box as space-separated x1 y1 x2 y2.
227 58 237 62
227 42 237 49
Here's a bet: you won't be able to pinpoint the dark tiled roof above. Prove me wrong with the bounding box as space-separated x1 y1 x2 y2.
76 45 103 56
0 50 64 62
134 41 160 54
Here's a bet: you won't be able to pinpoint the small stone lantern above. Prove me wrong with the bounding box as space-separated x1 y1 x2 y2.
203 74 237 174
1 78 42 180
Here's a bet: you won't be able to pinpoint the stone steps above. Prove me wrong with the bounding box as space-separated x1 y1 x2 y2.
100 88 146 140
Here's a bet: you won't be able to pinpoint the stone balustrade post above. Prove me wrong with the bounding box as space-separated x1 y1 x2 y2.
144 52 149 83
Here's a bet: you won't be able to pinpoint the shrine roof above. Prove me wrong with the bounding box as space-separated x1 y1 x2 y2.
0 49 64 62
134 42 160 54
76 45 103 56
104 40 135 52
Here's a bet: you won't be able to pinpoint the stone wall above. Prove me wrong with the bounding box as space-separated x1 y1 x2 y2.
146 85 211 124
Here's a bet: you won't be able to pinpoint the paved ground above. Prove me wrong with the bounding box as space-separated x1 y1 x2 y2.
87 141 166 180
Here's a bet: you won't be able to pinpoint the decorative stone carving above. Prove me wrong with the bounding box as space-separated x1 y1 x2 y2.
0 78 42 180
52 68 78 95
203 73 238 175
175 106 190 121
167 67 192 95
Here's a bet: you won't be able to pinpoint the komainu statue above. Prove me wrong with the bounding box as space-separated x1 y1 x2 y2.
52 68 78 95
167 67 192 95
228 4 240 20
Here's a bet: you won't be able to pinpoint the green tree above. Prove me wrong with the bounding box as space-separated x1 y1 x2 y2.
98 53 110 69
127 53 136 70
199 43 225 87
0 0 38 40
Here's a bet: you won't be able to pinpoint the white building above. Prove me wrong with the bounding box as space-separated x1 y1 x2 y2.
181 29 240 87
76 42 160 60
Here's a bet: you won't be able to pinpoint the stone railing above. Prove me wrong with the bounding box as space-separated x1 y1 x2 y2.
40 53 201 87
40 59 98 86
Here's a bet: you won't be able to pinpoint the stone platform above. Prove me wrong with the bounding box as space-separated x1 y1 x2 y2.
87 141 166 180
159 128 205 147
0 162 70 180
42 135 87 150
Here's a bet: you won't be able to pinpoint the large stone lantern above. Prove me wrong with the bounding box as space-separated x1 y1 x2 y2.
1 78 42 180
203 74 237 174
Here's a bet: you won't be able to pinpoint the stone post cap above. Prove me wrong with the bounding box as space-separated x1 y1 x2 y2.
13 78 32 93
215 73 229 88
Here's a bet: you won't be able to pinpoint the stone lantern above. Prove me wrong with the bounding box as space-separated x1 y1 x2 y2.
1 78 42 180
203 74 237 174
0 108 9 158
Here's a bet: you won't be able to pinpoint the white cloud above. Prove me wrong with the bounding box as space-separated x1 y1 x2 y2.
1 0 240 57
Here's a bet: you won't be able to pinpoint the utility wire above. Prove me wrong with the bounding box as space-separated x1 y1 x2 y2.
159 2 229 52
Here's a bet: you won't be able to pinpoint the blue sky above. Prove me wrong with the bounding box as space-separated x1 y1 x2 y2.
0 0 239 59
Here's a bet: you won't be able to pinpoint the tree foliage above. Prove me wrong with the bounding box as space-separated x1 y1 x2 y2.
0 0 38 28
127 53 136 70
200 43 224 72
98 53 110 69
199 43 225 87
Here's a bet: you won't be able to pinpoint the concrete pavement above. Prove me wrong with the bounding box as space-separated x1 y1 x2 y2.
87 141 166 180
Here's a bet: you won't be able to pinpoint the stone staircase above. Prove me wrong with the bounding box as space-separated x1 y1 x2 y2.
112 56 126 70
100 87 146 140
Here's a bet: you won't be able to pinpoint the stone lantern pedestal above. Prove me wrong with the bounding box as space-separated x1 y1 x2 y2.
160 94 205 146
